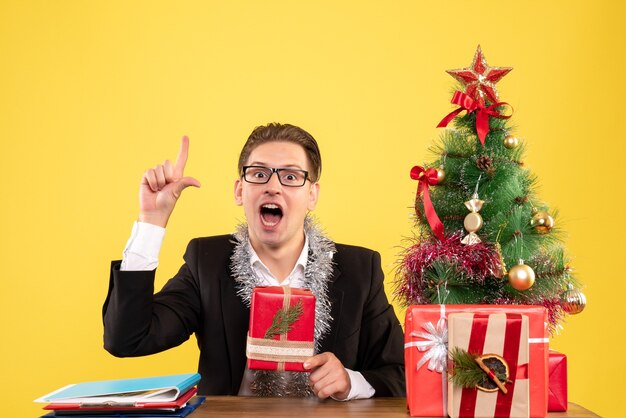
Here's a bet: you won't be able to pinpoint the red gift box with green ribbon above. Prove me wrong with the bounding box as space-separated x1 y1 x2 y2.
246 286 315 372
404 305 548 417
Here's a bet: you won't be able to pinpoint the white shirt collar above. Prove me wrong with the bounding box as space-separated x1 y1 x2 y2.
248 234 309 287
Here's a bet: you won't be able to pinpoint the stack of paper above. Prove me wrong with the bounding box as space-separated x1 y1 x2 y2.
35 373 204 417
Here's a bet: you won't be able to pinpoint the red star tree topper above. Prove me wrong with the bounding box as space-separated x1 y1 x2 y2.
446 45 512 104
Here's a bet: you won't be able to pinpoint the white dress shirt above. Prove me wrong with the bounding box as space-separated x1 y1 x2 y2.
121 221 375 400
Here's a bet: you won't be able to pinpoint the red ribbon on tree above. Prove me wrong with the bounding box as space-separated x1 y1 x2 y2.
437 91 512 146
411 166 445 241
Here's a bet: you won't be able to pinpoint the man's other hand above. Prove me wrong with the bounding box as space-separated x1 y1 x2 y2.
304 352 351 400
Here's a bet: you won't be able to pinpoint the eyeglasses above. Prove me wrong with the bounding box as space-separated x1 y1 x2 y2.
242 166 310 187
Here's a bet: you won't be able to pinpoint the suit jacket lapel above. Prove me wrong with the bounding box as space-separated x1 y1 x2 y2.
321 263 343 353
220 268 249 394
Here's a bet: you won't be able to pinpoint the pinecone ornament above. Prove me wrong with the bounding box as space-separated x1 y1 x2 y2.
476 155 495 175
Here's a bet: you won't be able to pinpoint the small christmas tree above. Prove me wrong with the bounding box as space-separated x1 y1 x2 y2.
395 46 586 333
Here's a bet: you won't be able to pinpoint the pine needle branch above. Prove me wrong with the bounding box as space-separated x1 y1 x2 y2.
448 347 507 389
264 299 304 339
449 347 486 388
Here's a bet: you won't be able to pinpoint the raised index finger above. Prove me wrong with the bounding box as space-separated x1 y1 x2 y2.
174 135 190 177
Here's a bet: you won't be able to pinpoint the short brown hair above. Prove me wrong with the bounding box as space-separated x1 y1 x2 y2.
238 123 322 182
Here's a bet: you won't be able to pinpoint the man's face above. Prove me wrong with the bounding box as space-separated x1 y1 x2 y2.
234 141 320 251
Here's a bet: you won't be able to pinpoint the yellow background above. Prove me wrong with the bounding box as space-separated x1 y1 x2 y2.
1 1 623 416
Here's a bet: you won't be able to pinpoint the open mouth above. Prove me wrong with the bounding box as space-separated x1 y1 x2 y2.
260 203 283 227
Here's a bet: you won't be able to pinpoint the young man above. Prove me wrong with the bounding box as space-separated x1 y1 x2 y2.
103 123 405 400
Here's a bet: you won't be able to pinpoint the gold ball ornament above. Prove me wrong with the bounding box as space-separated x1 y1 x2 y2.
508 261 535 291
531 211 554 234
561 284 586 314
504 135 519 149
436 167 446 183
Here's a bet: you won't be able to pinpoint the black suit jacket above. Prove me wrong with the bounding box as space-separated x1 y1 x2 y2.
103 235 405 396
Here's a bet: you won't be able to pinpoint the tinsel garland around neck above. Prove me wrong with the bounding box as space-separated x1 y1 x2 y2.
230 215 336 397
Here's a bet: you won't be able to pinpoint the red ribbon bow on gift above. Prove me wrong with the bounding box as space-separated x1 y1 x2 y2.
437 91 512 146
411 166 445 241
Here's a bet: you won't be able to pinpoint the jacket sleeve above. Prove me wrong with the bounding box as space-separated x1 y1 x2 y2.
357 251 406 397
102 239 202 357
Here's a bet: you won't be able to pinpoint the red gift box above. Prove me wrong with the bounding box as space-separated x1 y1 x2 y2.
404 305 548 417
447 312 530 418
547 350 567 412
246 286 315 372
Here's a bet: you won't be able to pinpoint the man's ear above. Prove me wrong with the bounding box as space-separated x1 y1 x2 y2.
234 179 243 206
307 182 320 211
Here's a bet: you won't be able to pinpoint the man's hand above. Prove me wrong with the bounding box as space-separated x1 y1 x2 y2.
139 136 201 227
304 352 351 400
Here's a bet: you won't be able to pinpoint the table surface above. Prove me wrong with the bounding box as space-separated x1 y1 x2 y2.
190 397 599 417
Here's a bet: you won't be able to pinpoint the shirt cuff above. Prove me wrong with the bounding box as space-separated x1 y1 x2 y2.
121 221 166 271
332 369 375 401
